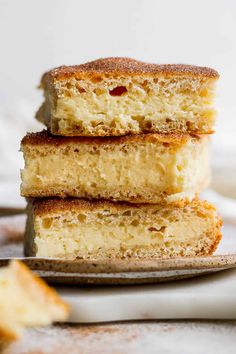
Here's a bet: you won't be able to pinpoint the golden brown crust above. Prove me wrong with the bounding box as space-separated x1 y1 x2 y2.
0 327 17 343
210 217 223 254
41 57 219 86
23 189 201 205
29 197 215 217
46 128 215 137
21 130 202 148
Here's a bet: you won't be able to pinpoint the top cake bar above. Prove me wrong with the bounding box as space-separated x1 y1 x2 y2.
36 57 219 137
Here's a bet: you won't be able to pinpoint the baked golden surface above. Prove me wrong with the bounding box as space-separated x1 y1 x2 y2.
0 260 68 343
24 198 222 260
40 57 219 79
36 57 219 136
21 130 210 204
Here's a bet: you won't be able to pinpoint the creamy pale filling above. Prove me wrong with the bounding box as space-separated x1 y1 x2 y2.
34 215 212 258
54 91 215 132
21 137 209 201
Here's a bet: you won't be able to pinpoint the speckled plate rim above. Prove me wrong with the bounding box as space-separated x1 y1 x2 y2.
0 254 236 274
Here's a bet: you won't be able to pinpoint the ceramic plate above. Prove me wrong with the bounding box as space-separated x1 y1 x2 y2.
0 214 236 285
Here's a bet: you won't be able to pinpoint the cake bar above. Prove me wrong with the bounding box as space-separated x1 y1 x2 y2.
25 198 222 260
36 57 219 136
21 130 210 204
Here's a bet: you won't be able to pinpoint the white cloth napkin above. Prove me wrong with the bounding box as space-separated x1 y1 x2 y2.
0 181 26 209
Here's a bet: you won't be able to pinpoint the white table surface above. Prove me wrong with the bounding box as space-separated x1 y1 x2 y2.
5 321 236 354
58 268 236 323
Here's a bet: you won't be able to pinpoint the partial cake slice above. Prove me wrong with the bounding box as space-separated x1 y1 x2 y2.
24 198 222 260
21 130 210 204
36 57 219 136
0 260 68 343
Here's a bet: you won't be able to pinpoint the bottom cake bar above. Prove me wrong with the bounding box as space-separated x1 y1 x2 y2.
24 198 222 260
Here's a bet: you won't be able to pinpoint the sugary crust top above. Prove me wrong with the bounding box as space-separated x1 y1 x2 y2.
21 130 202 148
28 197 216 217
41 57 219 85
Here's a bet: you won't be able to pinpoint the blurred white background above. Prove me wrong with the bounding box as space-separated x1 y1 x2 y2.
0 0 236 199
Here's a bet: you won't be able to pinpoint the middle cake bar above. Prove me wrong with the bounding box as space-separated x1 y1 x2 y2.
21 130 209 204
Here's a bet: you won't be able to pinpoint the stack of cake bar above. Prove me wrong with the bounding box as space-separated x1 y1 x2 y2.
20 58 222 260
